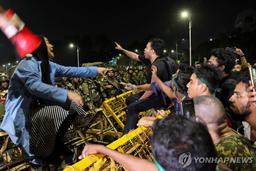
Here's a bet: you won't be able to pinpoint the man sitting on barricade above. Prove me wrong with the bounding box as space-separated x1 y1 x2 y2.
122 62 192 133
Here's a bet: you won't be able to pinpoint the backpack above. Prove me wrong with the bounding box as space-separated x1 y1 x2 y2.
158 56 178 80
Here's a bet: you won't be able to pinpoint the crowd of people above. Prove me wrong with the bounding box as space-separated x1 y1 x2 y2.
55 66 147 110
1 5 256 171
79 40 256 170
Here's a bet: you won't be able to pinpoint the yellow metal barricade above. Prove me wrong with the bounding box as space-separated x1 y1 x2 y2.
64 126 152 171
101 90 135 129
0 131 30 170
64 91 136 154
64 91 173 170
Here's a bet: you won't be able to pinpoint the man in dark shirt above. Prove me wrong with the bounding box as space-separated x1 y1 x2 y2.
115 38 177 103
115 38 178 133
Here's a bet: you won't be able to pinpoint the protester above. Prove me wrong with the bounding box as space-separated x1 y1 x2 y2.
0 36 110 167
79 115 217 171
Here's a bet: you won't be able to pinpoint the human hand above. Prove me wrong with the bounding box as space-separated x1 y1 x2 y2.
234 47 245 57
78 144 105 159
114 42 123 51
67 91 84 107
151 65 157 75
156 109 167 118
137 116 156 127
0 8 24 31
120 82 137 90
104 85 113 89
97 67 112 76
151 65 158 81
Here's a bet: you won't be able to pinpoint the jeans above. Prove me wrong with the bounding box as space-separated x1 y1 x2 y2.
125 91 144 106
124 93 170 134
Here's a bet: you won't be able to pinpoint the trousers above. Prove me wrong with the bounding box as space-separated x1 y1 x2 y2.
124 93 170 134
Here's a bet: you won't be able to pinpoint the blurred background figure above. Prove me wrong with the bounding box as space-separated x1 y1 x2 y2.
0 73 9 104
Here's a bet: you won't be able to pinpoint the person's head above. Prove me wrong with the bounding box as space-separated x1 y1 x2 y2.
186 64 221 98
0 74 9 90
144 38 165 59
208 48 223 66
62 77 68 82
219 77 238 107
107 70 114 77
72 77 80 84
194 95 226 127
229 71 252 117
172 63 194 96
114 70 119 77
44 37 54 58
208 48 236 75
151 115 216 171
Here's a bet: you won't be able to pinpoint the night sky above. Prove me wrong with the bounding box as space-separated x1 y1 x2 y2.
0 0 255 65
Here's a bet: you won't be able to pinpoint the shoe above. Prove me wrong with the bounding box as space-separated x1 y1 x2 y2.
64 153 77 165
29 158 43 167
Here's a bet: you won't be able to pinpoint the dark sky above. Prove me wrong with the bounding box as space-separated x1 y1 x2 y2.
0 0 255 65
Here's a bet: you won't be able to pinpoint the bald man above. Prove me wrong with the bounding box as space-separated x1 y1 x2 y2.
194 96 256 171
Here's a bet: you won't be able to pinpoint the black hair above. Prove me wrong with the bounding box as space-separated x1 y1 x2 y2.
216 71 242 108
173 63 194 95
219 78 238 107
195 64 222 94
231 70 251 89
230 71 252 117
149 38 165 57
151 115 216 171
210 48 224 61
32 36 51 84
210 48 236 74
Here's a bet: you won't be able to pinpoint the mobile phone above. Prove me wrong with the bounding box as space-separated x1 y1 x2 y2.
181 99 195 118
248 65 256 88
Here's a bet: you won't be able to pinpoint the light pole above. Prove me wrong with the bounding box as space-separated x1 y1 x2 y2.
181 10 192 66
69 43 80 67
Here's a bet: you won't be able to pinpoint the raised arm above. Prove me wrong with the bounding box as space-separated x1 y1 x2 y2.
17 60 84 107
115 42 140 61
151 65 176 99
52 62 111 78
121 82 151 91
235 47 249 69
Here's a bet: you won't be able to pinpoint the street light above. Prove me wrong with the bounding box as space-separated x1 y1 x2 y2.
69 43 80 67
181 10 192 66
